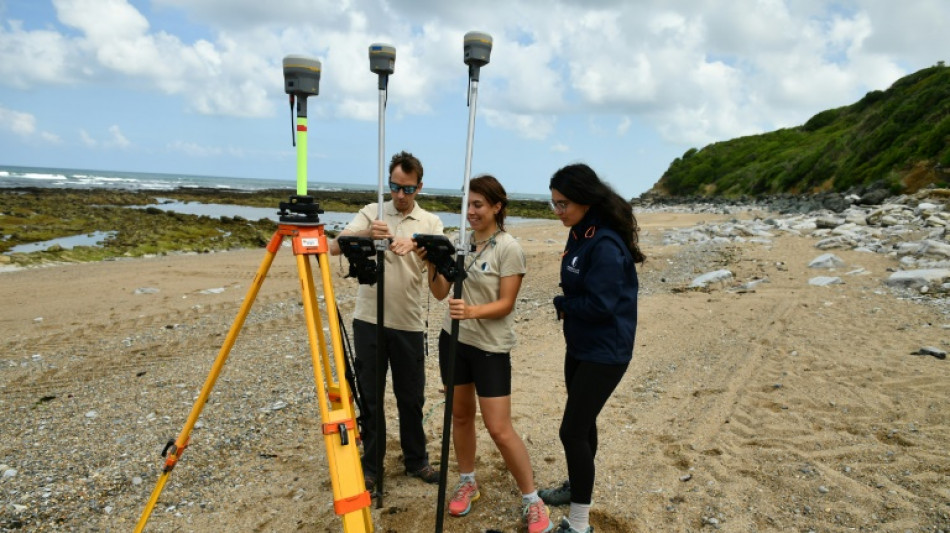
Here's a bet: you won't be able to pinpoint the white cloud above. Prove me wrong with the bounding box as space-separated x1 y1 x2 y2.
483 109 556 140
41 131 62 143
2 0 949 170
79 129 97 147
617 116 631 136
0 105 60 143
0 105 37 136
107 125 130 148
167 139 268 159
0 20 80 88
54 0 150 42
0 0 280 118
76 125 132 149
168 139 223 157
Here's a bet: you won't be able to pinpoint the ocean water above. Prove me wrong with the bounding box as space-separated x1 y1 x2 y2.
0 164 384 193
0 164 547 200
1 165 542 253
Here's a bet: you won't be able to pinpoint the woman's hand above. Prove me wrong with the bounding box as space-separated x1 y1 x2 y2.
448 298 471 320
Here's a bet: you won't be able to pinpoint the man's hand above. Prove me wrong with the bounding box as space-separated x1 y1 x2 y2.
389 237 416 256
370 220 392 240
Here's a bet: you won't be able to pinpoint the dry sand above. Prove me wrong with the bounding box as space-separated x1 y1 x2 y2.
1 212 948 532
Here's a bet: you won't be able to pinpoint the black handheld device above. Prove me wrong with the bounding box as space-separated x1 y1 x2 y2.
337 235 377 285
414 234 464 283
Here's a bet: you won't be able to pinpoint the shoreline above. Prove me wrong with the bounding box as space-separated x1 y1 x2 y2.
0 186 557 268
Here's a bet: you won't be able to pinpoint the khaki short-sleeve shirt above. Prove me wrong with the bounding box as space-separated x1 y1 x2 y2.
443 231 526 353
347 200 444 332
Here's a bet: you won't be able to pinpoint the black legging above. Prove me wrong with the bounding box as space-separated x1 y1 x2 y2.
559 356 628 505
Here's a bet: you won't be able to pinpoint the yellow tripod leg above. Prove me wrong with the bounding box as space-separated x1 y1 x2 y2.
135 231 282 533
294 230 373 533
304 267 344 412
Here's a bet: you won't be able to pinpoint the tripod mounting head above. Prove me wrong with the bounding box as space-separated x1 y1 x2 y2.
463 31 492 81
283 55 322 97
278 194 324 225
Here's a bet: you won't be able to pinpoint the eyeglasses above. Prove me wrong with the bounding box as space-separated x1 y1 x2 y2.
389 182 418 195
549 200 569 213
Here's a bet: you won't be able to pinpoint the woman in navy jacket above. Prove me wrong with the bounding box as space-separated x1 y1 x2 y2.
540 163 645 533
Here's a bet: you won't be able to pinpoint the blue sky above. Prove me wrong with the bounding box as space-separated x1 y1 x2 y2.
0 0 948 199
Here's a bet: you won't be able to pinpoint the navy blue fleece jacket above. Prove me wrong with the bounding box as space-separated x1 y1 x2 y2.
553 212 638 364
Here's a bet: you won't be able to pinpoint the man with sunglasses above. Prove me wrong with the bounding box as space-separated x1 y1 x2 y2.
330 150 444 492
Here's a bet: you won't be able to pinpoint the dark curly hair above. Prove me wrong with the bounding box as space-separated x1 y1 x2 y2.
549 163 645 263
389 151 423 183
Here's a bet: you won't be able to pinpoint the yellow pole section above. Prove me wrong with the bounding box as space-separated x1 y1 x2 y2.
133 473 170 533
298 254 331 418
318 252 351 408
297 116 308 196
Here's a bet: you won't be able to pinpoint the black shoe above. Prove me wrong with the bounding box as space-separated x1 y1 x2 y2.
539 479 571 506
406 464 440 484
364 473 376 492
554 517 593 533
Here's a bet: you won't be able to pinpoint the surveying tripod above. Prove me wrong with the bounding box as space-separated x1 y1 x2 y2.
134 55 373 533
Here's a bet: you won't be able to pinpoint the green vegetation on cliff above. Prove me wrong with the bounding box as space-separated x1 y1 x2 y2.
652 63 950 197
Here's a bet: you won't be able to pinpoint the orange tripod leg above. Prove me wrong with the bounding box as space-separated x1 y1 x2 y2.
293 227 373 533
135 225 372 533
134 230 284 533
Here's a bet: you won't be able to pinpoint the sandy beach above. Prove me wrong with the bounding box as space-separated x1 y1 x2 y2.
1 211 948 532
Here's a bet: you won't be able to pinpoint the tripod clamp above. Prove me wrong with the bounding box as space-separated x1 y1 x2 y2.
278 194 324 224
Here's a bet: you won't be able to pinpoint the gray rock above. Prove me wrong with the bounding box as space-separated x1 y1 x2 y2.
133 287 160 295
912 346 947 360
808 253 845 269
809 276 843 286
884 269 950 289
689 269 734 288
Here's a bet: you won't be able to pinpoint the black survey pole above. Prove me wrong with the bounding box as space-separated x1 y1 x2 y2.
369 42 395 508
434 31 492 533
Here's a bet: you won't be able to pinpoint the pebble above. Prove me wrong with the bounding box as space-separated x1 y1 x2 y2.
133 287 160 295
912 346 947 359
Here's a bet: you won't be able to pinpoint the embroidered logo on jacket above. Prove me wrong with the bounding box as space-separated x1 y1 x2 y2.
566 256 580 274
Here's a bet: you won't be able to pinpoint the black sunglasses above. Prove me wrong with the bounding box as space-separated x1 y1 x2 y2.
389 182 418 195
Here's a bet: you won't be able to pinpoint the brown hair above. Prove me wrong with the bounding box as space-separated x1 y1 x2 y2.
469 174 509 230
389 151 424 183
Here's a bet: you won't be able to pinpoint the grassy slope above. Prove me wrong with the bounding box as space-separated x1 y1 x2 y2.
652 63 950 197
